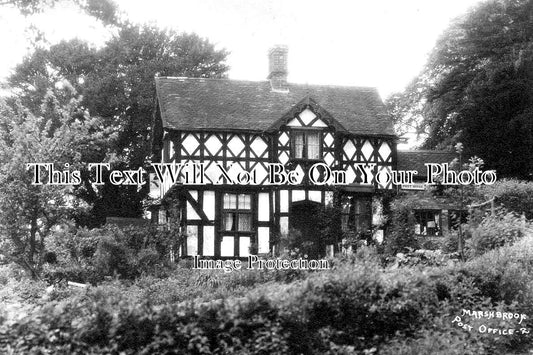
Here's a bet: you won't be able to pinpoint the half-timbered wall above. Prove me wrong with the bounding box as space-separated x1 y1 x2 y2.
178 189 272 257
341 137 394 189
158 131 271 197
155 105 395 257
178 131 270 184
276 106 394 190
276 108 336 182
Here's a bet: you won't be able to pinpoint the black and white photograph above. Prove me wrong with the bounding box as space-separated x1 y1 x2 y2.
0 0 532 353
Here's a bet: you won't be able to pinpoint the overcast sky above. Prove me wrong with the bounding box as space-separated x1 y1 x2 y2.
0 0 483 98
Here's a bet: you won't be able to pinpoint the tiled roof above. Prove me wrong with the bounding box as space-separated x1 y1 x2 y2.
397 150 458 178
105 217 150 228
403 192 461 210
155 77 395 136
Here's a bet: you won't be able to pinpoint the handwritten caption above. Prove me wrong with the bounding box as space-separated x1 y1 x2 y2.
452 309 529 335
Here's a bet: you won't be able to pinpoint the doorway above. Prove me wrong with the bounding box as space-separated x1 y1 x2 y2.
289 201 324 258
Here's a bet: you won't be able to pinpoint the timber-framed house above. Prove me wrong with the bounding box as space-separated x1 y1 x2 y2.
149 46 398 258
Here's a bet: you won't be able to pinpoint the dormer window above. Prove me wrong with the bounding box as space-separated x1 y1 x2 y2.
292 130 321 159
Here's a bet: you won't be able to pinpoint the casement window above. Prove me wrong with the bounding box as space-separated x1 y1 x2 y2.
414 210 441 236
291 131 321 159
223 193 252 231
221 193 253 257
341 195 372 233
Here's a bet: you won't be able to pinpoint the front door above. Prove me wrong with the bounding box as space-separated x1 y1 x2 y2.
289 201 324 258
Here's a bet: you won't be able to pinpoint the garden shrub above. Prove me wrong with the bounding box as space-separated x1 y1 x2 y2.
93 235 133 279
132 248 167 277
417 237 443 251
380 327 488 355
441 232 459 253
455 236 533 306
0 291 291 354
45 226 100 265
0 264 20 286
2 235 532 354
44 226 110 284
384 198 419 255
131 266 309 306
0 277 47 303
480 179 533 219
268 262 433 353
43 224 180 283
467 209 526 256
395 249 457 268
43 264 98 285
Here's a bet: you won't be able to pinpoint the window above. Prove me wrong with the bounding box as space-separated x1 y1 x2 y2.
291 131 321 159
414 210 441 236
341 195 372 233
223 193 252 231
221 193 253 257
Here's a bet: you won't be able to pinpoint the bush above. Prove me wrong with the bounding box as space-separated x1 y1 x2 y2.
93 235 133 279
133 248 164 276
2 235 532 354
466 209 526 256
384 199 419 255
417 237 444 251
0 264 20 286
395 249 458 268
480 179 533 219
0 277 47 303
380 327 487 355
441 232 459 253
43 224 179 283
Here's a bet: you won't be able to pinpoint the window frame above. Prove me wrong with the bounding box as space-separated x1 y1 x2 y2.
414 209 442 236
222 193 253 233
340 194 372 233
290 129 323 160
219 192 255 257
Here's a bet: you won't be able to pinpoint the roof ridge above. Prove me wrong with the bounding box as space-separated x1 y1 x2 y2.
155 76 379 91
156 76 264 83
154 76 395 135
290 82 378 91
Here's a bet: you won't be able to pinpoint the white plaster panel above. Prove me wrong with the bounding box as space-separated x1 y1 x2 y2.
258 227 270 253
203 226 215 256
258 193 270 221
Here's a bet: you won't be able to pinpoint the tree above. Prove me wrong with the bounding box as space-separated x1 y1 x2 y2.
8 23 229 225
0 89 114 278
1 0 119 24
388 0 533 180
83 25 229 168
0 0 65 15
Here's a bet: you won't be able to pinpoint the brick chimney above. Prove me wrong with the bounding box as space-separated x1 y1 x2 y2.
267 45 288 92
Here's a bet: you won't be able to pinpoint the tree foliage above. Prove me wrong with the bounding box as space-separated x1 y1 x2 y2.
7 16 229 225
388 0 533 179
0 89 114 278
9 25 229 167
384 197 419 255
0 0 119 24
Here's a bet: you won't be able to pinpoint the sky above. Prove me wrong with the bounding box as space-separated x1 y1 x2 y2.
0 0 484 99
